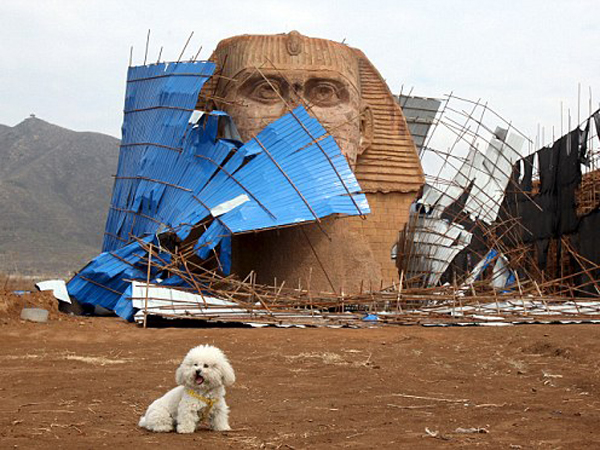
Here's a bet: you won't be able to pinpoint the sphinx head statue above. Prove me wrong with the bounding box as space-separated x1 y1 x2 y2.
198 31 423 293
200 31 374 169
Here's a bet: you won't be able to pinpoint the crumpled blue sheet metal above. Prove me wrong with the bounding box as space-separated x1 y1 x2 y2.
102 60 216 252
192 106 369 233
68 60 370 321
67 235 158 319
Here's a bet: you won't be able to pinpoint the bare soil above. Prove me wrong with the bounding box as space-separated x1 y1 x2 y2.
1 293 600 448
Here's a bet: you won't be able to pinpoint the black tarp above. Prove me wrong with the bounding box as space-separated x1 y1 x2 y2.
506 125 588 269
439 111 600 285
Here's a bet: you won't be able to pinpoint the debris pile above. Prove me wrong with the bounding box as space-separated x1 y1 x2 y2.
66 59 368 324
55 35 600 328
103 236 600 328
395 94 600 325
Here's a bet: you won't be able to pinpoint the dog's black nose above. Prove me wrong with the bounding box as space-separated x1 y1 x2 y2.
196 369 202 375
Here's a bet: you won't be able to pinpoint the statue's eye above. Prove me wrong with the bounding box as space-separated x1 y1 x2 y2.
247 78 286 104
306 80 347 107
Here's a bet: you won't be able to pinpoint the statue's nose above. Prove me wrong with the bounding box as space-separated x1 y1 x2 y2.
287 90 305 110
288 97 300 109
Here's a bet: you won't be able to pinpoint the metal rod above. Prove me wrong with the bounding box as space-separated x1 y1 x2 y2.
193 45 203 62
143 29 150 65
252 135 322 223
143 243 153 328
127 72 212 83
177 31 194 63
301 227 337 294
193 153 277 220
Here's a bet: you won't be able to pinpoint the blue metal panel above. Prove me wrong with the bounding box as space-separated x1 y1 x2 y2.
102 61 216 252
67 235 156 316
69 60 371 321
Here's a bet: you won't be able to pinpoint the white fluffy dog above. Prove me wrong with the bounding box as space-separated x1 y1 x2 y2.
139 344 235 433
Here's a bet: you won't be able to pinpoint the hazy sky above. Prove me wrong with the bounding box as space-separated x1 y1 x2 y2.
1 0 598 142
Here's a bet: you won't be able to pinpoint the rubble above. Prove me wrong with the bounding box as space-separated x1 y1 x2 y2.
54 33 600 328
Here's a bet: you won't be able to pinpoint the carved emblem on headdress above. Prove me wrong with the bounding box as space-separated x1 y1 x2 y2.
286 30 302 56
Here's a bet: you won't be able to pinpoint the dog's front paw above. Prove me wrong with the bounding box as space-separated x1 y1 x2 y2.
148 423 174 433
176 424 196 434
212 422 231 432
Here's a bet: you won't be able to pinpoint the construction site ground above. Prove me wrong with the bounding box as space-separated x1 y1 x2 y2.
2 292 600 449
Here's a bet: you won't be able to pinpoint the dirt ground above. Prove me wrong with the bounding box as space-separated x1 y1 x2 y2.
1 293 600 449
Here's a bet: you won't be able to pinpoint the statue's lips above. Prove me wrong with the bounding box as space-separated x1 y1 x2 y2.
195 374 204 385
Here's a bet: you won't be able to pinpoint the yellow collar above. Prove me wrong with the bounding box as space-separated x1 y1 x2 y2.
186 388 216 409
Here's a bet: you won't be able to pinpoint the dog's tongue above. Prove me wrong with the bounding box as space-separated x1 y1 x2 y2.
195 374 204 385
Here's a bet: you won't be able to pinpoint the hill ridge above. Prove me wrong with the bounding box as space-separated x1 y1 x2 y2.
0 116 120 275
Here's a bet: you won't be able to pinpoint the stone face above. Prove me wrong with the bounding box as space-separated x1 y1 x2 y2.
202 32 424 292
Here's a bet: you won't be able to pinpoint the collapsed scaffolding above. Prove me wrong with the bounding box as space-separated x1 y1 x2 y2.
398 94 530 288
395 93 600 325
63 45 600 327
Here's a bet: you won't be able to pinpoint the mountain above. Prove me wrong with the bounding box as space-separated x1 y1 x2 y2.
0 116 120 276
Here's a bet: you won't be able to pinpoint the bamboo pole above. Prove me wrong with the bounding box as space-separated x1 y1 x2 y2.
143 243 153 329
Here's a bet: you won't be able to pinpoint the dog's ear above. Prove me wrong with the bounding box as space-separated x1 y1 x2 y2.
175 364 186 386
220 359 236 387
